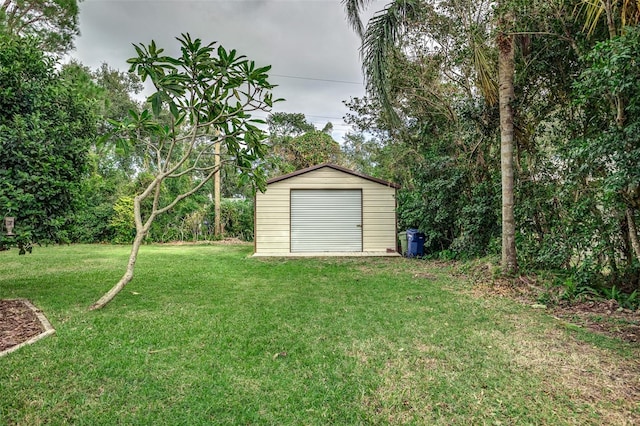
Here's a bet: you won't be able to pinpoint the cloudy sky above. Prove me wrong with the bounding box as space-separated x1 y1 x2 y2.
69 0 385 141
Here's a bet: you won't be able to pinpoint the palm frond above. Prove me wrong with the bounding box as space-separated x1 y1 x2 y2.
472 35 498 106
360 0 422 122
576 0 640 37
342 0 371 38
579 0 605 37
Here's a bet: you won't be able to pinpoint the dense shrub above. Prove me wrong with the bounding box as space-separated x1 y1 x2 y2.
205 199 254 241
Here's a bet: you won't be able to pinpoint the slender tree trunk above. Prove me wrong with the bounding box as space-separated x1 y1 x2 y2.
627 207 640 264
89 229 146 310
498 8 518 274
603 0 617 40
90 194 151 310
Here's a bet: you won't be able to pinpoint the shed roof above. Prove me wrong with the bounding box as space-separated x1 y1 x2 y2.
267 163 400 189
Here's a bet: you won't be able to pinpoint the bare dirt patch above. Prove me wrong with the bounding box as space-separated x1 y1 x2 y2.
491 320 640 424
447 262 640 423
462 262 640 344
552 299 640 343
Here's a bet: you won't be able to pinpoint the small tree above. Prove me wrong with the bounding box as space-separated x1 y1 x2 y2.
90 34 278 310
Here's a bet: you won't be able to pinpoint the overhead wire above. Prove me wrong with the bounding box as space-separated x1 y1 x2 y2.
270 74 363 86
252 72 367 138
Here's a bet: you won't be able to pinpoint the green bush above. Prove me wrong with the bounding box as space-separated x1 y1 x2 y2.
109 196 135 244
206 198 254 241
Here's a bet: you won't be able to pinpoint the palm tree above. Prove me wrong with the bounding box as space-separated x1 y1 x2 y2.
496 3 517 274
343 0 518 273
343 0 422 122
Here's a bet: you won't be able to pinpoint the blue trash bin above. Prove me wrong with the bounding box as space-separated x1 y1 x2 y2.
406 228 425 257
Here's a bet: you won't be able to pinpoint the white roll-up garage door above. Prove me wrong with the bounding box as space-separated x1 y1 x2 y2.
290 189 362 252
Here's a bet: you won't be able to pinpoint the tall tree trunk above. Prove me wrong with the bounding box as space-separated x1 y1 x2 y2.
89 229 146 310
627 207 640 264
498 8 518 274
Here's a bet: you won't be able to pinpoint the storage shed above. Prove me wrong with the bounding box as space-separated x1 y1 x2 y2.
254 164 400 257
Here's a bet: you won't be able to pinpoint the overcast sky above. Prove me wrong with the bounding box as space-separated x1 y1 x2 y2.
69 0 384 141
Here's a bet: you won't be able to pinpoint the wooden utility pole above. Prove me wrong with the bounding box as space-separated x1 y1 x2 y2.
214 131 222 236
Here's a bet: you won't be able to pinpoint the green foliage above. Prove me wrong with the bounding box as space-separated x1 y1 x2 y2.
0 33 96 244
109 196 135 244
0 231 33 255
558 276 599 302
88 33 277 270
341 133 380 175
286 131 342 170
114 33 277 196
344 0 423 122
531 26 640 287
620 289 638 310
217 198 254 241
48 62 145 245
61 61 144 176
341 0 640 290
69 169 126 243
265 113 343 176
0 0 80 54
599 285 639 310
146 191 209 243
133 196 255 243
267 112 315 138
573 26 640 206
541 279 640 311
397 165 500 258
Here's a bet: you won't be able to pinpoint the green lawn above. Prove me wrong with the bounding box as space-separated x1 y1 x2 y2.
1 244 638 425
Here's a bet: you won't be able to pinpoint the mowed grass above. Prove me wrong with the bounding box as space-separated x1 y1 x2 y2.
1 244 638 425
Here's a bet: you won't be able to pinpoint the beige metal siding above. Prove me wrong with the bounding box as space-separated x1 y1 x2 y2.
255 185 290 255
255 167 397 255
362 185 396 252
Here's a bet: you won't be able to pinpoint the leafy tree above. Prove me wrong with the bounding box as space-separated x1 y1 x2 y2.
343 0 520 270
267 112 315 139
573 26 640 264
575 0 640 264
343 97 395 176
343 51 502 257
343 0 422 122
0 33 95 243
340 0 640 293
91 63 144 153
341 133 380 175
285 131 342 170
265 112 342 175
90 34 278 310
0 0 81 54
204 198 254 241
57 61 144 243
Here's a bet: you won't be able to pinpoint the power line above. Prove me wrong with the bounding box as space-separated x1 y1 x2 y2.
271 74 363 85
252 112 348 122
303 114 348 121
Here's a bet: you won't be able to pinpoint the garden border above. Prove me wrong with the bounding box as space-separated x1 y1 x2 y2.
0 299 55 357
